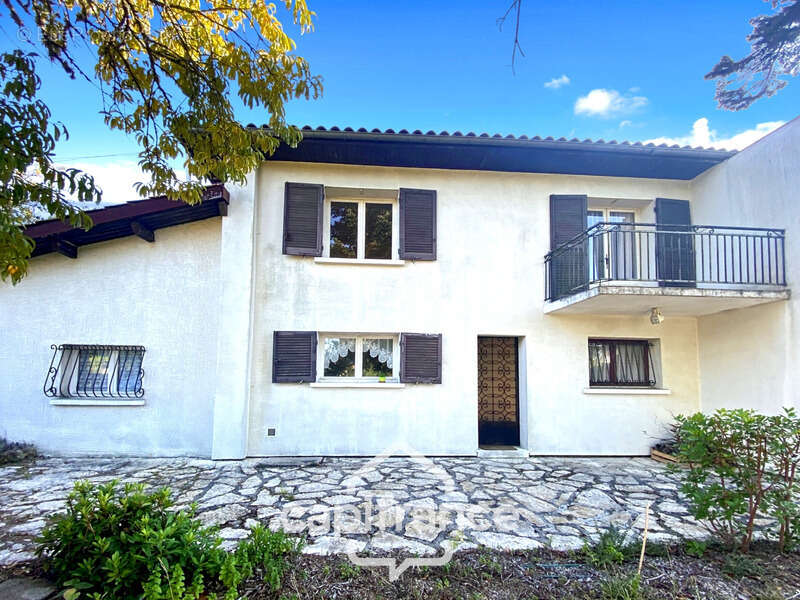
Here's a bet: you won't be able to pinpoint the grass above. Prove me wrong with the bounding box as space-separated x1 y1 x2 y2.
228 541 800 600
277 488 295 502
600 573 642 600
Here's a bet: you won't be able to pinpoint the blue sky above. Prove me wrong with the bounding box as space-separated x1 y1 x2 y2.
1 0 798 201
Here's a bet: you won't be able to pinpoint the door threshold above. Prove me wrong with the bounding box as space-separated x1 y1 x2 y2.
477 446 529 458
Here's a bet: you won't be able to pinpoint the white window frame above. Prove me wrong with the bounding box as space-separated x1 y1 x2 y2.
322 196 399 261
588 207 638 280
317 333 399 382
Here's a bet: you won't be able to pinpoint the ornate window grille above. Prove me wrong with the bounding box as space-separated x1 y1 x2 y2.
588 339 655 387
44 345 145 399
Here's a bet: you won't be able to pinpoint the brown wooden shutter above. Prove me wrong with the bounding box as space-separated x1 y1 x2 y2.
273 331 317 383
655 198 695 287
283 182 323 256
549 194 588 299
400 333 442 383
399 188 436 260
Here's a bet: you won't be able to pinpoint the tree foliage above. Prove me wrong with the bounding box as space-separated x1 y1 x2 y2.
1 0 321 282
706 0 800 110
0 51 100 284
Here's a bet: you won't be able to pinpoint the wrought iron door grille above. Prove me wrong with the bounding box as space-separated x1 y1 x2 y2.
478 337 520 445
588 339 655 387
44 344 146 399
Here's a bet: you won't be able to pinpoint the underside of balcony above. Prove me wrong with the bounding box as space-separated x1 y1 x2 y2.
543 282 790 316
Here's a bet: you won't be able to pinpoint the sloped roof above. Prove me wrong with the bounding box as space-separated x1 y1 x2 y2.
252 125 735 180
25 184 229 259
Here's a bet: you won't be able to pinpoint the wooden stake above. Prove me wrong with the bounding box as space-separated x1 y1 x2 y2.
638 501 652 576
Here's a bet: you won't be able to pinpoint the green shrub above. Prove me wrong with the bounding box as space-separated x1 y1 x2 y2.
584 527 635 569
684 539 708 558
673 408 800 552
36 480 300 600
0 437 38 464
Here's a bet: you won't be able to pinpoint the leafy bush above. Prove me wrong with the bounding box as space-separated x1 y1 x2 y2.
0 437 39 464
674 408 800 552
36 480 301 600
684 539 708 558
584 527 635 569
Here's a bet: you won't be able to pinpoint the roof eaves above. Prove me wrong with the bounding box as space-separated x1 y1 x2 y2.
25 183 229 258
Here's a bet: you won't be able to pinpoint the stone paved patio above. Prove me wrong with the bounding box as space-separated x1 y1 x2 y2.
0 455 712 565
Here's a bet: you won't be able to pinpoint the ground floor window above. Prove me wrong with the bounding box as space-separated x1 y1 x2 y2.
319 334 398 381
44 344 146 398
588 338 655 387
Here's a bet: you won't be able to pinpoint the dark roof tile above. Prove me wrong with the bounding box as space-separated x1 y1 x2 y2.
270 124 736 153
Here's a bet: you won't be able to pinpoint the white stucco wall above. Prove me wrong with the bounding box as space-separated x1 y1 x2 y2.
691 117 800 413
0 219 222 456
246 162 699 456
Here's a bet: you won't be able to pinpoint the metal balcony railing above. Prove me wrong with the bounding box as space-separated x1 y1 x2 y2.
545 222 787 302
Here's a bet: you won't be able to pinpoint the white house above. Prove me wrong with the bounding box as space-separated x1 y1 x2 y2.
1 118 797 459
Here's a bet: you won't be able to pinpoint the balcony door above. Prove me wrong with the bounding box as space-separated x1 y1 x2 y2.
588 209 637 281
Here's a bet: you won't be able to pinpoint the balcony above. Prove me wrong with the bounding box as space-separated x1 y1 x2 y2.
544 223 789 316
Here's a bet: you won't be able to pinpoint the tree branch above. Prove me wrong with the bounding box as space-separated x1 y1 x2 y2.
497 0 525 74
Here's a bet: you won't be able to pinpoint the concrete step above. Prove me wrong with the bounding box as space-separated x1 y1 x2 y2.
476 446 530 459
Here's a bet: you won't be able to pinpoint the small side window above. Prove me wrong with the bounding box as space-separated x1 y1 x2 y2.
588 339 655 387
44 345 146 399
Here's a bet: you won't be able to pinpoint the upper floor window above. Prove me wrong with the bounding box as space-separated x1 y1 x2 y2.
588 338 655 387
44 344 145 399
283 183 436 261
327 198 397 261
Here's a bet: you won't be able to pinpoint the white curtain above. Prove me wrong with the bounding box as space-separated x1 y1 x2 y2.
363 339 393 369
323 338 393 369
324 338 355 369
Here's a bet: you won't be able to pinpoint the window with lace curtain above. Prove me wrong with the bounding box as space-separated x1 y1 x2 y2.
318 334 398 381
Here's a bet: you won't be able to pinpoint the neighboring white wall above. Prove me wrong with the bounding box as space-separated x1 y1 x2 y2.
0 219 222 456
247 162 698 456
692 117 799 414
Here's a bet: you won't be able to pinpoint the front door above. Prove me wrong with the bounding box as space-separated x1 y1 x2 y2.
477 336 520 447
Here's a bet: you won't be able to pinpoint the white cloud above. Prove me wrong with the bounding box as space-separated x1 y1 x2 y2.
544 74 570 89
644 118 785 151
619 120 633 128
574 88 648 117
54 159 188 206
